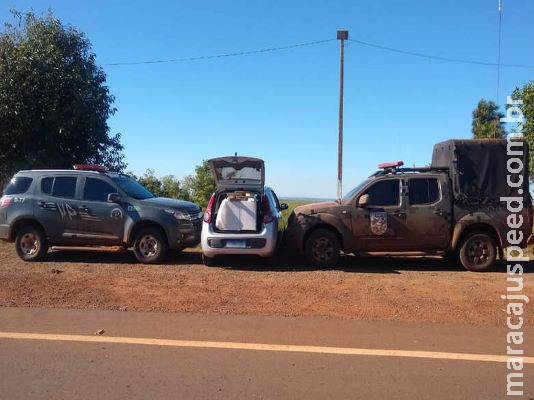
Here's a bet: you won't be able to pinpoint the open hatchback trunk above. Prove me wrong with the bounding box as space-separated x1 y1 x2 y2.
208 156 265 190
208 156 266 233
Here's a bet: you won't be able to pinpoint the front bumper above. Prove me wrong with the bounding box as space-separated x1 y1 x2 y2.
171 222 202 249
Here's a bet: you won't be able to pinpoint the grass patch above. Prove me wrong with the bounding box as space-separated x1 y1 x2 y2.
279 198 318 224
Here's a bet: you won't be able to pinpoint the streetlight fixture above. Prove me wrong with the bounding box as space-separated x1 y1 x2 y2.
336 29 348 202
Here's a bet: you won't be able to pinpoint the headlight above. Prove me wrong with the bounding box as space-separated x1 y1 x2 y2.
165 209 190 221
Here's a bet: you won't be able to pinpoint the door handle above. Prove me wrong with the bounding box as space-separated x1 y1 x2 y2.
394 212 406 218
79 206 90 213
433 210 444 216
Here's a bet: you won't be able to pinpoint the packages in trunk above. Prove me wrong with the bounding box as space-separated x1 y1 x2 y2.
215 192 259 231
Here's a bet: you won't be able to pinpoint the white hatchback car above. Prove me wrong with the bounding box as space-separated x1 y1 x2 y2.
201 156 288 266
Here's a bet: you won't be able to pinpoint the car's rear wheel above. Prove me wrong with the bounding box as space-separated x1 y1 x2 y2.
305 228 340 268
133 228 168 264
15 225 48 262
202 254 218 267
459 232 497 272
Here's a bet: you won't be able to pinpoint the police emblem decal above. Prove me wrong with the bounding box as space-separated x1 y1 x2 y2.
370 212 388 235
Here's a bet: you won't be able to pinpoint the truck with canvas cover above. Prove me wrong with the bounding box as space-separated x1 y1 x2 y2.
286 139 533 272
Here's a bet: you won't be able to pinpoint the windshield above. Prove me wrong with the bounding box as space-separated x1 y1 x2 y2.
342 178 373 201
111 176 154 200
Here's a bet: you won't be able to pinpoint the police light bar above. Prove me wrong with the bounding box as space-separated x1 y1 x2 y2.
72 164 107 172
378 161 404 169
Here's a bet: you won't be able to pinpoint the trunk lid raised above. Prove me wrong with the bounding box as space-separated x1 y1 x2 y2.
208 156 265 190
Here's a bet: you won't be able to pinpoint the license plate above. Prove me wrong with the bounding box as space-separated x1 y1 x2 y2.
226 240 247 248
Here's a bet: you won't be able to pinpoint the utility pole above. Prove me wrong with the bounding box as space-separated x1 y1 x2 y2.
337 29 348 202
495 0 503 138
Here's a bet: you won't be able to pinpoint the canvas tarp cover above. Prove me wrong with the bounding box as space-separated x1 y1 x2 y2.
431 139 529 204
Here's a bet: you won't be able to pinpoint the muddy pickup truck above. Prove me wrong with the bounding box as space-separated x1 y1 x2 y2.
286 139 533 271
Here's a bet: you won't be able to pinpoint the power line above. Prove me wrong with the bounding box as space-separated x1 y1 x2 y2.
103 36 534 69
104 39 335 66
348 38 534 69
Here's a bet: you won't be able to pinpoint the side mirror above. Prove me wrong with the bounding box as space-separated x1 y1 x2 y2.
107 193 122 203
357 194 369 207
280 203 289 211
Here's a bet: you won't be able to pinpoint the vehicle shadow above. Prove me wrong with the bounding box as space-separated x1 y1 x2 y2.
44 247 200 265
43 247 534 273
205 249 534 273
216 254 449 274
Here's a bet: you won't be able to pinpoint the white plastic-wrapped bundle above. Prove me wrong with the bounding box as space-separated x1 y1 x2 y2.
215 197 257 231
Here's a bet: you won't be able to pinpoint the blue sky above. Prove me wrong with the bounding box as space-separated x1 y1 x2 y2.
1 0 533 198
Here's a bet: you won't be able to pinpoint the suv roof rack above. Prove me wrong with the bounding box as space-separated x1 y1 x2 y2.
72 164 107 172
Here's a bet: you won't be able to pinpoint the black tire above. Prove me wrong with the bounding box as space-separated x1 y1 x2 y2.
133 228 168 264
202 254 217 267
304 228 340 268
459 232 497 272
15 225 48 262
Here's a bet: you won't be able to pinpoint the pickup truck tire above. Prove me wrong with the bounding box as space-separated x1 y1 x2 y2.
459 232 497 272
133 228 168 264
305 228 340 268
15 225 49 262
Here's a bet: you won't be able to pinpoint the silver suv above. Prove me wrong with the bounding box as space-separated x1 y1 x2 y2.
0 165 202 263
200 156 287 266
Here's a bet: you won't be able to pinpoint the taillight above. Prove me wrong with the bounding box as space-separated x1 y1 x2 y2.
262 195 274 224
203 194 215 223
0 196 12 208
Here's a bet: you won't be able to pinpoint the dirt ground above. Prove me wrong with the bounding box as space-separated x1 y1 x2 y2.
0 241 531 326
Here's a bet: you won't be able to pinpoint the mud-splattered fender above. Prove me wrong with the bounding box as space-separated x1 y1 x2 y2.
286 211 353 251
451 212 507 250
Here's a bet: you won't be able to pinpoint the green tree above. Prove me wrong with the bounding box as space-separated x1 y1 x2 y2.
137 169 163 197
136 169 190 200
0 11 125 183
161 175 190 200
182 160 215 209
510 80 534 176
471 99 505 139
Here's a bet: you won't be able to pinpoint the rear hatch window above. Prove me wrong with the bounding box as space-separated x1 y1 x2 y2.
3 177 33 195
209 157 265 190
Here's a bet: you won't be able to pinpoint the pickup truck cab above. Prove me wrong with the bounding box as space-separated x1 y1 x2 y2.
286 159 532 272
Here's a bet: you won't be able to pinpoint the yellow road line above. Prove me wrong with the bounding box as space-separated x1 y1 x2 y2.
0 331 531 364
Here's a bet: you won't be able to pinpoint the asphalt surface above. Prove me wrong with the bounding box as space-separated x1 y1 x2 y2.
0 307 533 399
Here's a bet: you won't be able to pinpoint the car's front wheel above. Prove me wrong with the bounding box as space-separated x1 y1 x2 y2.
458 232 497 272
15 225 49 262
304 228 340 268
133 228 168 264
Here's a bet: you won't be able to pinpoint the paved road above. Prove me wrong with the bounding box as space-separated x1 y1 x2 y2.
0 308 532 399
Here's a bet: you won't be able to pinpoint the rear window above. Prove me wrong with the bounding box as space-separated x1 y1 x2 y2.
41 177 53 194
52 177 77 198
215 166 262 182
4 177 33 195
40 176 77 198
409 178 440 205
